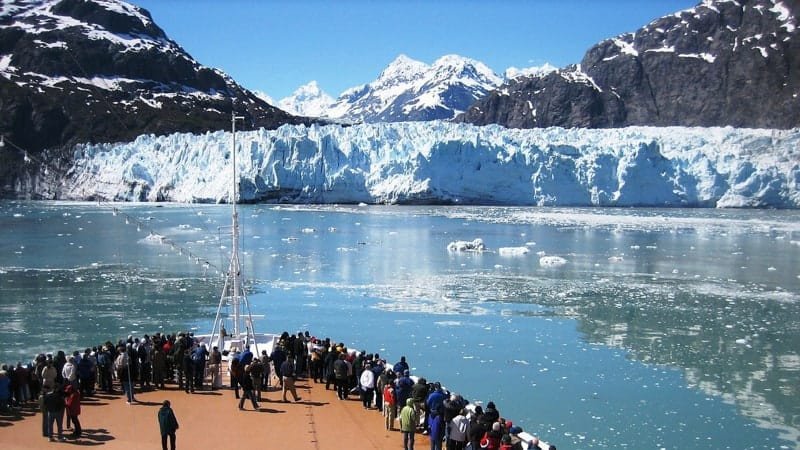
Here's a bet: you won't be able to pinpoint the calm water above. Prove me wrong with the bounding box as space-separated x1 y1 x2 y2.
1 201 799 449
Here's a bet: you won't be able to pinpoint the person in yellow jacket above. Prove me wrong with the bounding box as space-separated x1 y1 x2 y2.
400 398 419 450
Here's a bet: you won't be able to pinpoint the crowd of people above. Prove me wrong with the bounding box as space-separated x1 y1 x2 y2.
0 329 554 449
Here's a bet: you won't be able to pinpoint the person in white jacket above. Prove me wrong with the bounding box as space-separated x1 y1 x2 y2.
61 357 77 390
448 409 470 450
359 362 376 409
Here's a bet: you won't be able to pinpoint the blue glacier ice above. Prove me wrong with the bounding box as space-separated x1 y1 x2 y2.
66 122 800 208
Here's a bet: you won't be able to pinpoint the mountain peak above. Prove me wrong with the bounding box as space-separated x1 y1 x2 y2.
377 54 428 84
277 80 335 117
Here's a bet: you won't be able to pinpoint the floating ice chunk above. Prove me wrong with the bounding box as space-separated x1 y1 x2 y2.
13 213 23 218
608 256 624 262
540 256 568 267
447 238 486 252
735 338 747 345
767 266 777 271
499 246 529 256
301 227 316 233
536 251 546 256
790 240 800 246
525 242 536 247
358 202 368 207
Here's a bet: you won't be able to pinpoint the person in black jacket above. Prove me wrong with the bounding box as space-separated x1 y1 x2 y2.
43 387 66 441
157 400 179 450
238 366 259 410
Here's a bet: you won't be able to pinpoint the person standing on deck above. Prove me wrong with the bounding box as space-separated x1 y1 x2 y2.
359 362 376 409
324 345 338 390
43 387 66 441
447 408 469 450
393 356 410 374
63 384 82 438
239 344 254 367
77 350 94 397
115 347 136 403
400 398 419 450
191 343 208 391
395 369 414 418
383 382 397 431
269 344 287 388
259 350 271 389
293 332 307 376
0 370 10 412
248 357 264 401
152 346 167 390
428 404 445 450
39 357 57 393
333 353 349 400
182 349 195 394
96 346 113 393
62 356 77 392
208 346 222 390
280 358 302 402
238 366 259 410
157 400 179 450
229 352 242 399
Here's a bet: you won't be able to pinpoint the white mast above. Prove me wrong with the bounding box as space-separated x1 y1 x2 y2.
210 112 260 355
231 112 244 338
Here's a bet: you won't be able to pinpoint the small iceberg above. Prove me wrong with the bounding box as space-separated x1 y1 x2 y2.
499 246 529 256
447 238 486 252
539 256 568 267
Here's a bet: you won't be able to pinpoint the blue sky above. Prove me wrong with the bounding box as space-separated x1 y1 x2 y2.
131 0 698 100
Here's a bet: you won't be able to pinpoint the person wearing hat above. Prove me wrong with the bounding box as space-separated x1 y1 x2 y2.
157 400 179 450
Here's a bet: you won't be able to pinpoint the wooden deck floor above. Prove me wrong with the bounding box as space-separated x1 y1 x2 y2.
0 376 408 449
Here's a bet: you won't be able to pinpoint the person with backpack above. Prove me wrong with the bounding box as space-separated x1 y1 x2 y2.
157 400 179 450
115 347 136 404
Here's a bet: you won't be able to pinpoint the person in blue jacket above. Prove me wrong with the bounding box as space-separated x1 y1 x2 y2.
428 404 446 450
395 370 414 418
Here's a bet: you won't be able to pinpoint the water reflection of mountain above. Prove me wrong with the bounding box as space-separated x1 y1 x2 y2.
568 278 800 444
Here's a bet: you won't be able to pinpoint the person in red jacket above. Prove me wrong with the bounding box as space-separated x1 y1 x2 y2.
480 422 502 450
63 384 81 438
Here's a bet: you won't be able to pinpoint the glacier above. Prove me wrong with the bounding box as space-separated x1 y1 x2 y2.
62 122 800 208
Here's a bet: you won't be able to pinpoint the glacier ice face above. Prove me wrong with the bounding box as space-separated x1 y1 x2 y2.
63 122 800 208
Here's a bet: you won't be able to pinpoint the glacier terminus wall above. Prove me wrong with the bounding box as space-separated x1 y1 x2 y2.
63 122 800 208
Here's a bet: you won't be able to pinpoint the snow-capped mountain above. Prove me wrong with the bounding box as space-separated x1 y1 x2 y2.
504 63 558 80
51 122 800 208
322 54 503 123
459 0 799 129
276 81 335 117
0 0 305 194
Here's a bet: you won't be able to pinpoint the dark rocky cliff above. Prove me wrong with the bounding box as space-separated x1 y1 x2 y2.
458 0 799 129
0 0 307 197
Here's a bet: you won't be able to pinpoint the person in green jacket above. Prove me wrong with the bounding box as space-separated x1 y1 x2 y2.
157 400 179 450
399 398 419 450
